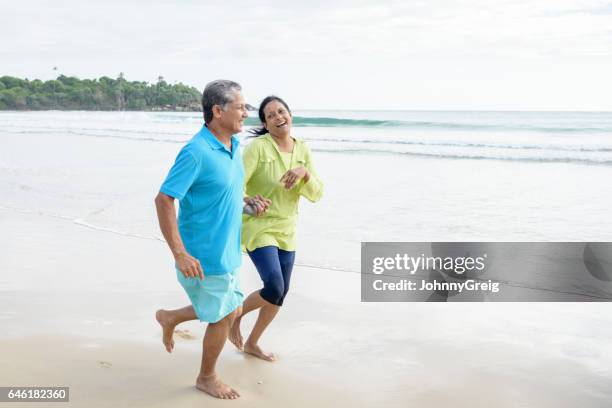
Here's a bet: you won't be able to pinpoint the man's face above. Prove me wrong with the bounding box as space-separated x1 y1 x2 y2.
218 92 249 134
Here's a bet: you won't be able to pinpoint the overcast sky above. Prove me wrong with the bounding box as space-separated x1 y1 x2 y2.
2 0 612 110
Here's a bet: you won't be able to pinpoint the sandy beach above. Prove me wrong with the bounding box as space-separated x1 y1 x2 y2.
2 210 612 407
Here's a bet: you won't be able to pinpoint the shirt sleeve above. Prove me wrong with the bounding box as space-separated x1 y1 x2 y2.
243 141 259 188
159 148 200 200
298 143 323 202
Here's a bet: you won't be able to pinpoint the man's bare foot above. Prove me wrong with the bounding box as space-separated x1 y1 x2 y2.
244 342 276 362
155 309 175 353
196 374 240 399
229 317 244 350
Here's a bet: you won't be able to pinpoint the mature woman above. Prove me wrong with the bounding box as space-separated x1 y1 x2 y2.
229 96 323 361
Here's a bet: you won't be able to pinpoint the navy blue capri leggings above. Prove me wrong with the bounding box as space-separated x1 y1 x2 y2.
247 246 296 306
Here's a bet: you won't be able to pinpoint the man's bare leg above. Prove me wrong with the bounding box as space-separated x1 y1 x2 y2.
229 290 266 350
155 305 197 353
196 309 240 399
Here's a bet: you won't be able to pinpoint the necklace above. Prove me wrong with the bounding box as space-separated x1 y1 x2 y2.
272 135 295 171
280 144 295 172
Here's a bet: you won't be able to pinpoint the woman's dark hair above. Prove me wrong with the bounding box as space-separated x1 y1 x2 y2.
249 95 292 137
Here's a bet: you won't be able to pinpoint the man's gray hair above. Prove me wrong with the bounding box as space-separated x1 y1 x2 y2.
202 80 242 124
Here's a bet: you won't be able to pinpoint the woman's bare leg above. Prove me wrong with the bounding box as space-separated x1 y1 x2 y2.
243 301 279 361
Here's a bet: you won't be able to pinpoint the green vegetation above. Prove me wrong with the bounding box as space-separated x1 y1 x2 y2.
0 74 202 111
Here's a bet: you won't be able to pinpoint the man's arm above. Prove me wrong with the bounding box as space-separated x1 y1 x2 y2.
154 192 204 280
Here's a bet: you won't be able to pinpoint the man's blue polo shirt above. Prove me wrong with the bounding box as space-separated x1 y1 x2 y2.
160 125 244 275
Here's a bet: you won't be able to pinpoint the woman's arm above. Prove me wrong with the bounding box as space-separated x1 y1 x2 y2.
298 144 323 202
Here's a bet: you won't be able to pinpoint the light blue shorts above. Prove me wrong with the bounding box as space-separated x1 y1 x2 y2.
176 268 244 323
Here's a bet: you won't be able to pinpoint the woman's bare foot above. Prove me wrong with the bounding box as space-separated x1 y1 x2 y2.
229 317 244 350
244 341 276 362
196 374 240 399
155 309 175 353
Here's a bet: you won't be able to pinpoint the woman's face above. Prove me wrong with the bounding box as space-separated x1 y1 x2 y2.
263 100 292 138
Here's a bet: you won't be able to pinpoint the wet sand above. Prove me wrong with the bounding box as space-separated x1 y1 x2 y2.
2 210 612 407
0 335 363 408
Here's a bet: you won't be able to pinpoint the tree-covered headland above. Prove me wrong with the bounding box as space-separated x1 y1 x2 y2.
0 74 203 111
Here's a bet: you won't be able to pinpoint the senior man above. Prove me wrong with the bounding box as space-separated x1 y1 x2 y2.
154 80 269 400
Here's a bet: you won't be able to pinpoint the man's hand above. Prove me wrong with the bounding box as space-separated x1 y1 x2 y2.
244 195 271 216
280 166 309 190
175 252 204 280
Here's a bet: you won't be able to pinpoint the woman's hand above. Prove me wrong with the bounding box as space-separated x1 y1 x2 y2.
280 166 310 190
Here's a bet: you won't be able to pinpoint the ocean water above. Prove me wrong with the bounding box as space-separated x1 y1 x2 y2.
4 110 612 163
1 110 612 276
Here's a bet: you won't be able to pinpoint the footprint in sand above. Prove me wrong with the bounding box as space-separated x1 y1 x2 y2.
174 329 197 340
98 361 112 368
